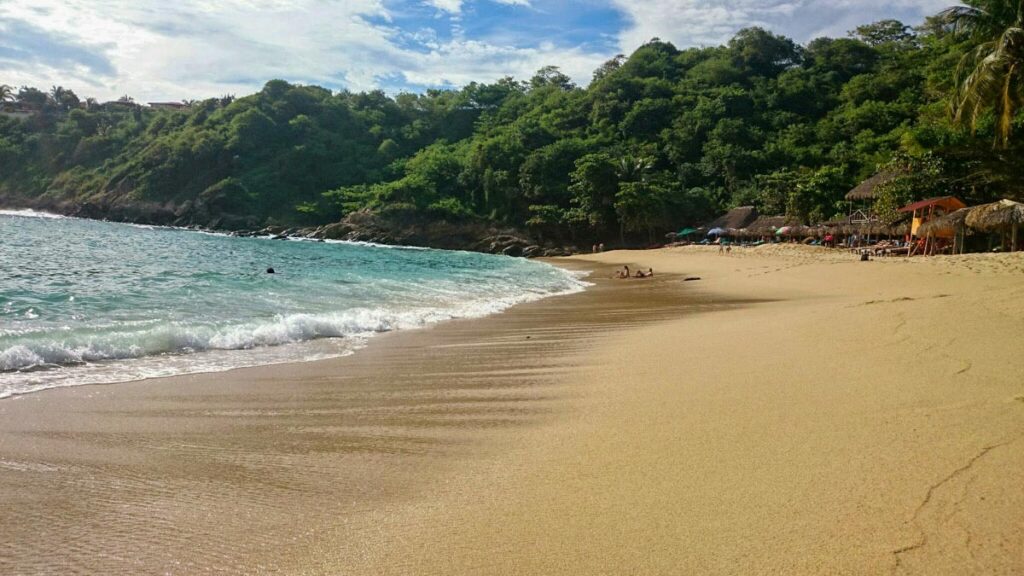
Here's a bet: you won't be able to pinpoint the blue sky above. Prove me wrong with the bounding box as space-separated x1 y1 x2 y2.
0 0 952 102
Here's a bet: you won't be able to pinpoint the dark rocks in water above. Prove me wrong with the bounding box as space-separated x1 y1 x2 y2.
305 209 555 257
522 245 542 258
541 247 574 257
683 277 702 282
0 193 586 257
266 267 275 274
501 244 523 257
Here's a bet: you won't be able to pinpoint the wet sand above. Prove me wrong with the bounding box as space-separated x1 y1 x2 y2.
0 264 742 574
2 246 1023 574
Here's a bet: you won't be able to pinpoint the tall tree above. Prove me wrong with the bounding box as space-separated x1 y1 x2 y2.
939 0 1024 146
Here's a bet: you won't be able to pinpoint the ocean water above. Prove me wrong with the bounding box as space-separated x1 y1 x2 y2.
0 210 587 398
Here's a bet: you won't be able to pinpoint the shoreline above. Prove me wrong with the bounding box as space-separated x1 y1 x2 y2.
0 262 727 573
1 245 1022 574
0 261 589 401
1 209 589 399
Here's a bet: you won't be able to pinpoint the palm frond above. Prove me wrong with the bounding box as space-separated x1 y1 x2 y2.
998 61 1017 144
936 5 990 36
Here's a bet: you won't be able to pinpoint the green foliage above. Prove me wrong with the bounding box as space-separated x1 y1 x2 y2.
873 151 949 223
2 11 1022 243
938 0 1024 147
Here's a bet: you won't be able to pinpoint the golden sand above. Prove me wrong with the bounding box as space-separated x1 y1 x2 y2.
1 245 1022 574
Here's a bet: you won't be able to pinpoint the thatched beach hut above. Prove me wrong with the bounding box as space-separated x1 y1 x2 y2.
965 199 1024 252
845 171 896 202
739 215 790 240
705 206 758 231
845 171 896 222
916 207 971 255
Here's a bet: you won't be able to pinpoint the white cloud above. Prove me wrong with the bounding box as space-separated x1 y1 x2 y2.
424 0 464 14
399 38 604 88
423 0 530 15
0 0 599 101
608 0 951 53
0 0 952 103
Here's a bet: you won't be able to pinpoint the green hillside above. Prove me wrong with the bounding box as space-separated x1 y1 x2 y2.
2 10 1022 245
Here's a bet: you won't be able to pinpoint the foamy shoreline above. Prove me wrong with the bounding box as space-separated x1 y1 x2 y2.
1 210 589 399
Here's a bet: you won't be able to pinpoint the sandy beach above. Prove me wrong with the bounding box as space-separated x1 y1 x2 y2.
2 245 1023 574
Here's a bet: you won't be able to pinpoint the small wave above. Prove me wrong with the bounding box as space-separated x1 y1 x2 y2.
0 209 66 219
321 239 432 251
0 272 586 377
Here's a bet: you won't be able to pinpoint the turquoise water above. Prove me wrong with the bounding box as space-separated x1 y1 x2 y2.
0 210 586 398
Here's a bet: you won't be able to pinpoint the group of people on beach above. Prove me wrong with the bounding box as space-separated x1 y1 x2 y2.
614 265 653 279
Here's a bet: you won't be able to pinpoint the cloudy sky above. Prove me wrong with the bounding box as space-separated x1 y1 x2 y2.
0 0 951 102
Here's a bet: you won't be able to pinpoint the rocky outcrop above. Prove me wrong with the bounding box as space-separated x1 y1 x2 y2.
0 194 578 257
303 209 574 256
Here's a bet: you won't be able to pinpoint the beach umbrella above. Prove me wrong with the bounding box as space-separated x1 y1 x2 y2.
678 227 697 236
707 227 729 236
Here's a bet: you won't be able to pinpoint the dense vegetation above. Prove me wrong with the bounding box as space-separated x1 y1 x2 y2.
2 2 1022 245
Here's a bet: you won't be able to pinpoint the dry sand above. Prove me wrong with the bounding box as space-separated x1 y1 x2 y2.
1 244 1022 574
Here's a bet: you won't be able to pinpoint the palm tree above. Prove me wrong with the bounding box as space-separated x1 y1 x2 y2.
939 0 1024 147
0 84 13 104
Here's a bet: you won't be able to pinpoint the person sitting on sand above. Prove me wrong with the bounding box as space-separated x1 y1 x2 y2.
634 269 646 278
615 265 630 279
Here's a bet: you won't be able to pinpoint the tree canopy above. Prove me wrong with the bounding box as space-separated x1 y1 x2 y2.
2 6 1023 244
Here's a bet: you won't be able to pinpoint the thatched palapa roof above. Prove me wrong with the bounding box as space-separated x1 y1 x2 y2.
742 215 790 235
916 207 971 238
830 221 908 236
845 171 896 201
964 199 1024 232
705 206 758 231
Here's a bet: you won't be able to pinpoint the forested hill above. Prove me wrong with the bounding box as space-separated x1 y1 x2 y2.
2 15 1022 247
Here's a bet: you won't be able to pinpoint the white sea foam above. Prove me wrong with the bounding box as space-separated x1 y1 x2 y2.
0 267 588 399
0 208 66 219
1 213 591 399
